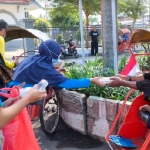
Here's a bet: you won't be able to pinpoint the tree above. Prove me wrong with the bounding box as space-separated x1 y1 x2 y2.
51 0 101 48
118 0 147 27
89 16 99 25
49 5 80 29
34 18 50 32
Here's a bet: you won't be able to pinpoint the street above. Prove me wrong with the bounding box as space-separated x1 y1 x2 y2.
33 119 110 150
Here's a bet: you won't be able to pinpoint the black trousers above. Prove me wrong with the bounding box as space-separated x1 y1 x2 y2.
91 41 98 56
0 79 7 102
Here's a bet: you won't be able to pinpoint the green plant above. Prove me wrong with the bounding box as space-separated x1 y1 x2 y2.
118 56 128 73
34 18 50 32
56 34 64 44
65 57 140 101
34 39 38 47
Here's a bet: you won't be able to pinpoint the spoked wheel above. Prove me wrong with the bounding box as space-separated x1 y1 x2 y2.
39 89 60 135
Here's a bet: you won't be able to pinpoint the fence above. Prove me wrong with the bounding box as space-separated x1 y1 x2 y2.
38 26 102 48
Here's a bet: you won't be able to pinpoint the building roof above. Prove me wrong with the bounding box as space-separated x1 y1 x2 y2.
0 0 29 5
0 0 41 11
25 0 41 12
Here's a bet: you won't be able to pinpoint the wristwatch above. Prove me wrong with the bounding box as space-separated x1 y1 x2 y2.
128 76 132 81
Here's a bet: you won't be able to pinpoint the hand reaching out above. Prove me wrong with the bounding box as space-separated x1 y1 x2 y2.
25 85 47 104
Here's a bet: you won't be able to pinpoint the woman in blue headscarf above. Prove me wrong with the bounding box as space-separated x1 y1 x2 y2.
12 40 103 89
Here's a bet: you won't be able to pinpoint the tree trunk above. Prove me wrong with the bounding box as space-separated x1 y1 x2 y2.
85 12 89 49
132 19 136 29
101 0 117 70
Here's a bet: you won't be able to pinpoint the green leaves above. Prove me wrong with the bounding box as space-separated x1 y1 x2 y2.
65 56 140 101
118 0 147 27
34 18 50 32
49 5 79 29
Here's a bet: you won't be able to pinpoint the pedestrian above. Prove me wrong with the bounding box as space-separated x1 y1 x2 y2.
89 25 99 56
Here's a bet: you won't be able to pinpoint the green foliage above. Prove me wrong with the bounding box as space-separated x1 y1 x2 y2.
52 0 100 16
89 16 99 25
118 0 147 27
65 56 140 101
56 34 64 44
137 55 150 72
118 56 128 73
34 39 38 47
49 5 79 29
52 0 100 48
34 18 50 32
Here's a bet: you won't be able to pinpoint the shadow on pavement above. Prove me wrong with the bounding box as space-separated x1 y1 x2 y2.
34 119 110 150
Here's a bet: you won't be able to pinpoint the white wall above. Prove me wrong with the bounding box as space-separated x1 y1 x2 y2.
0 4 26 25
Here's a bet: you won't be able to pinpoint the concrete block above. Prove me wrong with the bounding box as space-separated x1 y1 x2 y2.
58 89 87 134
87 96 119 140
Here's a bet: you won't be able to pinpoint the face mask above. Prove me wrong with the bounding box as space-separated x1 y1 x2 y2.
52 59 64 68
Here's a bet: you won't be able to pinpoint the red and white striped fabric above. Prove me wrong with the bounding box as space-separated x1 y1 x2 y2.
121 54 140 76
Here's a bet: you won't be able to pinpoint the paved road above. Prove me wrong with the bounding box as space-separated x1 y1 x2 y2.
33 119 110 150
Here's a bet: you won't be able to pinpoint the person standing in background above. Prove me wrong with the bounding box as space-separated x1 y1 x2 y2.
89 25 99 56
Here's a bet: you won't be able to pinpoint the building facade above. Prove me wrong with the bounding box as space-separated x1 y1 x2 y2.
0 0 41 25
0 0 41 50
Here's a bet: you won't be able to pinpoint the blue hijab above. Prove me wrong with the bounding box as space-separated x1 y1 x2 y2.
12 40 68 87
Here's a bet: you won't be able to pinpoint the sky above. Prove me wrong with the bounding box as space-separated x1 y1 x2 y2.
29 1 52 18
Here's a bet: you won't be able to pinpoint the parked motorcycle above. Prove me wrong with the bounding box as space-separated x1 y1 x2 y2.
60 39 79 59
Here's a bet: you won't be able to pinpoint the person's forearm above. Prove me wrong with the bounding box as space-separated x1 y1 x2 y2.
0 96 29 129
123 74 144 81
120 80 137 89
58 78 90 89
130 74 144 81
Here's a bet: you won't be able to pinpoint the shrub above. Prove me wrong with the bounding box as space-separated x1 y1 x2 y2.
56 34 64 44
65 56 140 101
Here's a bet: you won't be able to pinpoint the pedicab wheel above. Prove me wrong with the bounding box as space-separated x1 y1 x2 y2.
74 49 79 58
39 89 60 135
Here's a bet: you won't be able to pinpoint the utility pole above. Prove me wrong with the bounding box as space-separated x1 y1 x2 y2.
149 0 150 24
79 0 85 64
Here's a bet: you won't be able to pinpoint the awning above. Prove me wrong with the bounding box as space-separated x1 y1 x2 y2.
6 25 49 42
130 29 150 44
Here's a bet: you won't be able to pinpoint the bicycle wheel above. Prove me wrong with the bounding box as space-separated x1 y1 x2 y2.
39 89 60 135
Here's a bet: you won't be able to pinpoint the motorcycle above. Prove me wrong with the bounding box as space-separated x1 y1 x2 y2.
60 39 79 59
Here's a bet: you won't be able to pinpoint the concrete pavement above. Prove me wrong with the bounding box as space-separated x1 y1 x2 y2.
33 119 110 150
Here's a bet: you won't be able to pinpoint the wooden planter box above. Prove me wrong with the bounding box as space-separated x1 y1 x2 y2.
58 89 131 140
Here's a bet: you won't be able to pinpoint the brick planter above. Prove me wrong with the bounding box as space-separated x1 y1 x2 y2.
58 89 87 135
58 90 131 140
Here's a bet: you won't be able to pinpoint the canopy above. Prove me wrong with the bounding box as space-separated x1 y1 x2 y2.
5 25 49 42
130 29 150 45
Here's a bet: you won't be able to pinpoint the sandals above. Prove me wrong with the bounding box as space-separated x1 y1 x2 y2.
109 135 137 149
